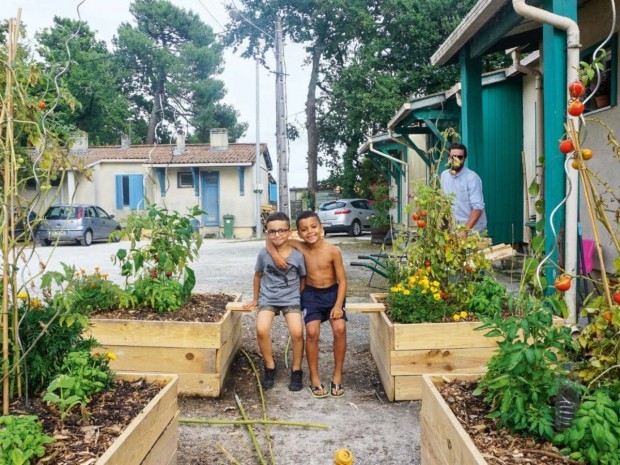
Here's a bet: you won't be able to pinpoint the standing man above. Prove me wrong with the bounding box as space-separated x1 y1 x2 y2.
440 142 487 237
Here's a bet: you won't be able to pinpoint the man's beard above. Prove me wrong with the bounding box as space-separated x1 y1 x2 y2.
449 157 464 175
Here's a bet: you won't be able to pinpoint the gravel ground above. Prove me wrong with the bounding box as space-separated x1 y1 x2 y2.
13 234 422 465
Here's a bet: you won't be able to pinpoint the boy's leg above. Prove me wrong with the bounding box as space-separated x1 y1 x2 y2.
283 312 304 371
256 309 276 369
305 320 325 391
329 318 347 390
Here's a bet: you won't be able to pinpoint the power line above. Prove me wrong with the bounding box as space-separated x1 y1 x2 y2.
195 0 226 33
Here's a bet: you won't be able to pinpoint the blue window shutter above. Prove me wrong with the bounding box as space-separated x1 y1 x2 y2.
129 174 144 210
115 175 123 209
269 182 277 202
237 167 245 196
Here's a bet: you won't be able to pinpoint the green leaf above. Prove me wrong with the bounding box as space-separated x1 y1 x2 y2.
535 199 545 214
531 236 545 253
528 180 540 196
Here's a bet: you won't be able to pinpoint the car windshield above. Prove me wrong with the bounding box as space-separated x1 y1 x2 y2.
319 201 346 211
45 206 79 220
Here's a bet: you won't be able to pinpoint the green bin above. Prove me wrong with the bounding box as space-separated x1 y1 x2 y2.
223 214 235 239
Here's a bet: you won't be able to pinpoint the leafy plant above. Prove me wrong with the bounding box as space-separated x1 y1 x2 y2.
467 275 507 319
0 415 55 465
554 387 620 464
474 294 576 441
130 275 186 313
368 182 396 229
386 271 452 323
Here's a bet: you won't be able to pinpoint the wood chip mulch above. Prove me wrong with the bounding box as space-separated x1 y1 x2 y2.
92 292 236 322
7 378 162 465
438 380 585 465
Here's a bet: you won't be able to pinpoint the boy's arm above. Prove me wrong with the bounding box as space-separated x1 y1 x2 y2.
265 236 305 269
300 276 306 293
243 271 262 309
330 247 348 319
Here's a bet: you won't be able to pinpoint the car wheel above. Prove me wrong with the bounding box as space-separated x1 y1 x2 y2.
41 239 51 247
112 228 121 243
81 230 93 246
348 220 362 237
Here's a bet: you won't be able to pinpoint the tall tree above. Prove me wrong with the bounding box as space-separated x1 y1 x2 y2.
115 0 247 144
36 17 132 146
225 0 374 209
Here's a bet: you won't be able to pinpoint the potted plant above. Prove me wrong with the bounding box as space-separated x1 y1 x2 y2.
368 181 395 244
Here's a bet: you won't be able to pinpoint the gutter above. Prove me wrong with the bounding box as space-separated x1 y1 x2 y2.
512 0 580 321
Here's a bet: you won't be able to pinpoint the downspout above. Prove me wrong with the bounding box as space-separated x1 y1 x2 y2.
369 140 409 227
387 131 412 218
511 49 544 230
512 0 580 321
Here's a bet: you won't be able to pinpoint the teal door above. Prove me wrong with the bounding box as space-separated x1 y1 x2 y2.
201 172 220 226
478 77 524 244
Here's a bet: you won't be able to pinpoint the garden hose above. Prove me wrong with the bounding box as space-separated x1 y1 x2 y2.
334 449 354 465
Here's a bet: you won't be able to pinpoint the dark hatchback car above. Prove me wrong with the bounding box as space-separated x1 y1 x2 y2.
36 204 121 246
317 199 374 236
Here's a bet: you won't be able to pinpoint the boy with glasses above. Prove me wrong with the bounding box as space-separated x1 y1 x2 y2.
441 142 487 238
243 212 306 391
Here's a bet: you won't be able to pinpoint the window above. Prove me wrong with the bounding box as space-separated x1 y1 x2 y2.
177 171 194 188
582 35 617 113
115 174 144 210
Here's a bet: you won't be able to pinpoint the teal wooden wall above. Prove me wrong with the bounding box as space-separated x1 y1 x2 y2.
478 76 524 244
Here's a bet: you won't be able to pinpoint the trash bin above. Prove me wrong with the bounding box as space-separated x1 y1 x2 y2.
190 218 200 232
223 214 235 239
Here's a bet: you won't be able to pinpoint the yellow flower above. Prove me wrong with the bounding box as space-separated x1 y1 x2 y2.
403 290 410 295
433 293 441 301
390 286 400 293
102 274 109 279
460 311 468 319
95 267 100 271
421 290 427 295
30 298 43 309
75 272 80 277
105 352 117 361
17 292 28 300
80 269 86 275
453 314 461 321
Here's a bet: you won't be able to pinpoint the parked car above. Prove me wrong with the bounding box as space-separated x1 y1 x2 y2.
37 204 121 246
10 208 38 241
317 199 374 236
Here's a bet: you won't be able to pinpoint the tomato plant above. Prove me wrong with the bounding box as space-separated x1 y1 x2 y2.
559 139 574 154
568 100 585 117
554 275 571 292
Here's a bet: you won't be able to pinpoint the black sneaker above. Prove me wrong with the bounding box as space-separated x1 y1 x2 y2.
261 364 277 389
289 370 303 391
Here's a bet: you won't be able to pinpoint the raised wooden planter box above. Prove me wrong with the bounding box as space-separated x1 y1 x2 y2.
369 293 563 401
421 374 486 465
88 294 242 397
99 373 179 465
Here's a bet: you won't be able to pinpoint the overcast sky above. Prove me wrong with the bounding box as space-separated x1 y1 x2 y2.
2 0 327 188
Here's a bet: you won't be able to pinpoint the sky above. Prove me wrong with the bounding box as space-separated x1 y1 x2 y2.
1 0 327 188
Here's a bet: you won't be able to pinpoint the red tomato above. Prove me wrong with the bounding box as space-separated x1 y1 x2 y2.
568 100 585 117
440 292 448 301
613 292 620 305
420 210 427 217
412 213 420 221
568 80 586 98
554 275 571 292
559 140 574 154
581 149 593 160
416 219 426 228
37 101 46 110
425 261 431 267
603 312 613 322
465 265 472 272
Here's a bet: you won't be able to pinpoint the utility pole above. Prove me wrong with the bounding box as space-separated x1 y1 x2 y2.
254 59 262 239
274 16 289 217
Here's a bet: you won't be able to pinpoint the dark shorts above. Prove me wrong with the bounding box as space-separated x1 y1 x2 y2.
301 284 347 324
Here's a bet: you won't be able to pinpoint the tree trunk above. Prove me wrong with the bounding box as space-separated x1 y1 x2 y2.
146 74 164 145
305 45 322 211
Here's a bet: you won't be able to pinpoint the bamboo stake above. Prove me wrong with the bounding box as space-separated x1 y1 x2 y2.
216 443 242 465
180 418 329 428
235 393 267 465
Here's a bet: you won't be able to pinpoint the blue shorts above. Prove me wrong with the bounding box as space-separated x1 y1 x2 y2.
301 284 347 324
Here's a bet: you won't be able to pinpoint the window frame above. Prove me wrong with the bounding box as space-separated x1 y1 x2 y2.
177 171 194 188
582 34 617 114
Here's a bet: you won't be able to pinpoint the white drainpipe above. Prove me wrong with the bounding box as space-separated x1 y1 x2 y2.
369 139 409 227
512 0 580 321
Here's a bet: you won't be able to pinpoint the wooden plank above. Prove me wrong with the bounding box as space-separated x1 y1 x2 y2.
395 375 423 401
167 452 177 465
393 321 497 351
346 303 385 313
143 411 179 465
216 313 242 374
226 302 254 312
369 313 394 401
420 375 487 465
220 327 243 392
98 374 178 465
177 372 221 397
96 346 216 374
390 347 497 376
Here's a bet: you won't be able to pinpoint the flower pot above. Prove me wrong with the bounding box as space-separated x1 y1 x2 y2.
595 94 610 108
98 373 179 465
88 293 242 397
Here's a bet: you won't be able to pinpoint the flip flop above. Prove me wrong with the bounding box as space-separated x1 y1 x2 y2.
308 384 328 398
330 381 344 398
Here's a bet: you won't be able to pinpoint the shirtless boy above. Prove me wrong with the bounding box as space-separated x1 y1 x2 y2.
269 211 347 398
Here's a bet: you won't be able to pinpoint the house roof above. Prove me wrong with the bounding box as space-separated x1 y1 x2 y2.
71 143 272 170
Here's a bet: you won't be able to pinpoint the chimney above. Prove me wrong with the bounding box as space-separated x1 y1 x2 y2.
120 133 131 150
210 128 229 150
174 130 186 155
69 131 88 154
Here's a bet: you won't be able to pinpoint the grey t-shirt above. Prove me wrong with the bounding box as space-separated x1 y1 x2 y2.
255 248 306 306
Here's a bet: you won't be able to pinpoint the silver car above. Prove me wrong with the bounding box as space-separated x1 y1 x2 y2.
37 204 121 246
317 199 374 236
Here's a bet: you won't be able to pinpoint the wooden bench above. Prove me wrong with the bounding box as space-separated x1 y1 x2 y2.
226 302 384 313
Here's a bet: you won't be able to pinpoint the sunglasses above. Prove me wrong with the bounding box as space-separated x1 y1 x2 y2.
451 154 465 160
267 228 290 236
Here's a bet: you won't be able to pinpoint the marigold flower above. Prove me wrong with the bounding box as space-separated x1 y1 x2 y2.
105 352 117 361
102 274 109 279
17 292 28 300
90 283 95 288
460 311 468 319
421 290 427 295
433 293 441 301
95 267 100 271
403 289 410 295
453 314 460 321
81 269 86 275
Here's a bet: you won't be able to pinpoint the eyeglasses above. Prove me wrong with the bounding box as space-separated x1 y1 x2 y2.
267 228 290 236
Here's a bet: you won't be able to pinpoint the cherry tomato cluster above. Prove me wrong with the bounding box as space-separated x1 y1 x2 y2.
567 80 586 117
411 210 427 228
